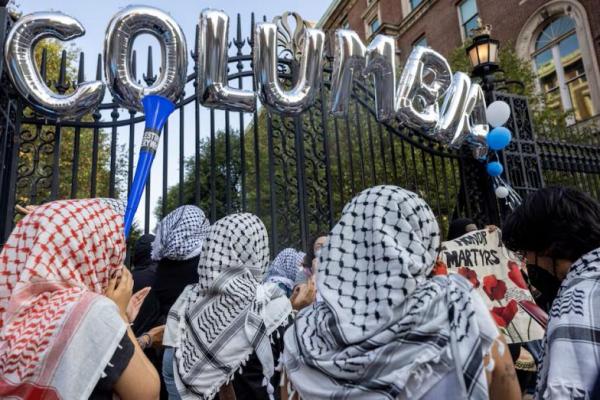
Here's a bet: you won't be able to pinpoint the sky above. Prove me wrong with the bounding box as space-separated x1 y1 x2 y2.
17 0 332 231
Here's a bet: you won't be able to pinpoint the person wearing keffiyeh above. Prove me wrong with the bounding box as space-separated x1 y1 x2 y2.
163 213 291 400
0 198 160 399
283 185 520 400
503 186 600 399
264 248 306 297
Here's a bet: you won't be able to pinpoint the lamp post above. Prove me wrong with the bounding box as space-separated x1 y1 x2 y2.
466 22 500 100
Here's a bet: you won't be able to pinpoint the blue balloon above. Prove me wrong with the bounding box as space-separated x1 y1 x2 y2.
487 127 512 151
486 161 504 177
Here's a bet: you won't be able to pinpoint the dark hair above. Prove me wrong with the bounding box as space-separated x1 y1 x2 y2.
447 218 476 240
304 232 328 269
503 186 600 261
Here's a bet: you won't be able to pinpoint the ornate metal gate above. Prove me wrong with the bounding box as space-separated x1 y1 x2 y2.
1 6 599 254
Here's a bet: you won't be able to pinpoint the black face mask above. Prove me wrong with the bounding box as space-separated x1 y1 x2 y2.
526 264 562 312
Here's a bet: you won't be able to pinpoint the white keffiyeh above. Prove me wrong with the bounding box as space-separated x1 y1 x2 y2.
152 205 210 261
283 185 498 400
167 213 291 400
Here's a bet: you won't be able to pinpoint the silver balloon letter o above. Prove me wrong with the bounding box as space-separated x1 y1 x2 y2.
4 12 105 120
104 6 188 111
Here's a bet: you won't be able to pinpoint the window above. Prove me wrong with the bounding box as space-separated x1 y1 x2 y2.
533 16 593 121
458 0 479 38
410 0 423 10
369 17 381 35
413 35 428 48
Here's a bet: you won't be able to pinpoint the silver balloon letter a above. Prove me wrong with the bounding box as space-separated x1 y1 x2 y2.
396 46 452 131
4 12 105 120
253 23 325 115
197 9 256 112
104 6 187 111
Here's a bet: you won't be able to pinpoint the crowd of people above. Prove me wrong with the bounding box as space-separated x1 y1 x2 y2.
1 184 599 399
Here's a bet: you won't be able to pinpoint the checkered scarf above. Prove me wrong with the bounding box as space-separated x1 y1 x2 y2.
283 186 497 400
169 213 291 400
264 248 306 296
152 205 210 261
535 247 600 399
0 199 127 399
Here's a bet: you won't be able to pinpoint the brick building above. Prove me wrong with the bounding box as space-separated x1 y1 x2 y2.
317 0 600 122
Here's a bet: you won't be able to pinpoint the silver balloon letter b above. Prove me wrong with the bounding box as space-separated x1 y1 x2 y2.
4 12 105 119
197 10 256 112
253 23 325 115
104 6 187 111
396 46 452 131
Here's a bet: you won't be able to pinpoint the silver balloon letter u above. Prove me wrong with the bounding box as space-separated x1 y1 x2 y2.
4 12 105 120
253 23 325 115
104 6 188 111
198 9 256 112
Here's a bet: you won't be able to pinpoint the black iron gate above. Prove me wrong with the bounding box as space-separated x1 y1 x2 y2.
1 7 599 254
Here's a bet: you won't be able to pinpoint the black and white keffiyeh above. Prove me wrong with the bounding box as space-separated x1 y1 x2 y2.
535 247 600 399
152 205 210 261
264 248 306 297
168 213 292 400
283 185 498 400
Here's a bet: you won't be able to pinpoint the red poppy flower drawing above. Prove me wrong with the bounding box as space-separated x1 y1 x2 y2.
482 275 507 301
490 299 519 328
507 261 528 289
432 261 448 276
457 267 480 288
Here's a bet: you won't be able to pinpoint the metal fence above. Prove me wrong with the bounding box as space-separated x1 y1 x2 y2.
1 8 600 255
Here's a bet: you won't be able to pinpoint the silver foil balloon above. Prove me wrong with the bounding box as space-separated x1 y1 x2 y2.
197 9 256 112
253 23 325 115
4 12 105 120
435 72 489 153
396 46 452 131
329 30 397 121
104 6 187 111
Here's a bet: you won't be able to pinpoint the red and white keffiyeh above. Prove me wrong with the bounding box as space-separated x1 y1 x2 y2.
0 198 128 400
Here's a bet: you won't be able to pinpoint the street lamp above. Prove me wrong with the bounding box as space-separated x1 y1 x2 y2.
466 22 500 94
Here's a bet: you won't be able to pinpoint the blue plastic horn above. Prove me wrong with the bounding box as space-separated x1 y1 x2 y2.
123 95 176 237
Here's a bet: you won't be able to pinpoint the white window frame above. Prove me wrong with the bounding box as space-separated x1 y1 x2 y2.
457 0 479 42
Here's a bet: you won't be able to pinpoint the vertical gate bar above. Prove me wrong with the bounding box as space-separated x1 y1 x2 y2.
440 157 452 218
344 114 356 193
1 96 21 245
266 113 278 254
420 150 431 204
109 108 119 198
179 97 185 206
90 54 102 197
388 129 399 182
353 99 366 188
70 124 81 198
194 96 202 206
162 122 169 218
449 159 460 215
294 116 308 250
29 125 43 203
333 117 345 205
128 110 135 195
410 146 419 190
376 123 388 183
429 154 443 222
236 13 247 211
458 157 473 217
225 110 232 214
365 110 377 184
250 13 261 216
50 125 62 199
319 84 335 228
210 108 216 221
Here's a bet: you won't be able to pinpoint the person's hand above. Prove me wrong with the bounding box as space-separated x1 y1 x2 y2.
15 205 38 215
148 325 165 348
486 225 498 232
126 287 151 323
290 279 316 311
105 267 133 319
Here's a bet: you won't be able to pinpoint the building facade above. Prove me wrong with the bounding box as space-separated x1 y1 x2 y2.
318 0 600 123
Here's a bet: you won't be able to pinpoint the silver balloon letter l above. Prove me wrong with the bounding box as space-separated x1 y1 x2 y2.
197 9 256 112
4 12 105 120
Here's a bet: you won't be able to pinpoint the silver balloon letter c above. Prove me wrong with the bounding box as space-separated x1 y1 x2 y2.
253 23 325 115
4 12 105 120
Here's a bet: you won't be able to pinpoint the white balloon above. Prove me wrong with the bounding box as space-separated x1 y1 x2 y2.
495 186 510 199
486 100 511 128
